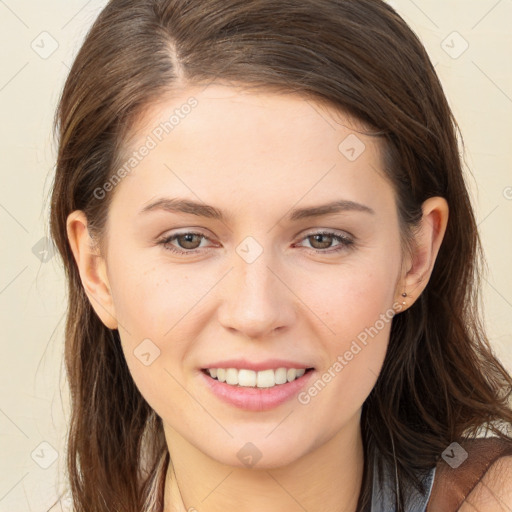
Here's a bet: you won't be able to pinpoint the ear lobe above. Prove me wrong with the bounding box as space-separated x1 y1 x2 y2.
66 210 118 330
400 196 449 306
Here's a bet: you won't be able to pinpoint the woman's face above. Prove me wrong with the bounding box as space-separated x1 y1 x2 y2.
93 84 406 468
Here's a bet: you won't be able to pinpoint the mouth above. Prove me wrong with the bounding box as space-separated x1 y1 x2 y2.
201 367 315 388
200 365 316 411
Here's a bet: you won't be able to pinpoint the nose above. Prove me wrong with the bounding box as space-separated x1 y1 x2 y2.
217 246 296 340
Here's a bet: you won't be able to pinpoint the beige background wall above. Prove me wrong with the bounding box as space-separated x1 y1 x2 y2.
0 0 511 510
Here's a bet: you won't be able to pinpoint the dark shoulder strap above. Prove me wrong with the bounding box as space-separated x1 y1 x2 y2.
427 436 512 512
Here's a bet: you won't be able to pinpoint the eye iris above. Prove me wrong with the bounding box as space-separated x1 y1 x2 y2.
310 233 333 249
178 233 201 249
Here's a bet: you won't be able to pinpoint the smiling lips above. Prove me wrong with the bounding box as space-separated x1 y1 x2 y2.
200 362 315 411
199 358 315 410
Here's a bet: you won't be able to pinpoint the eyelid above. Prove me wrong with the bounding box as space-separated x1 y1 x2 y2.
298 227 354 240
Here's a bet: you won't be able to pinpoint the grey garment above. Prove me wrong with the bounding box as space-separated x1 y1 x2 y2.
370 451 436 512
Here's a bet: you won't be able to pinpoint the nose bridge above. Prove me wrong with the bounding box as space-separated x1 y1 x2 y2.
238 244 275 298
217 236 293 337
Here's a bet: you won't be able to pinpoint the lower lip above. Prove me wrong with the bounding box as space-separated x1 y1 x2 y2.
199 369 315 411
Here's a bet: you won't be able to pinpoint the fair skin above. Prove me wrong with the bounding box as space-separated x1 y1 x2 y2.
459 456 512 511
67 84 451 512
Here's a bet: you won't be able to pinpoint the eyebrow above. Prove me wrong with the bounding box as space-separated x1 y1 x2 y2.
139 197 375 222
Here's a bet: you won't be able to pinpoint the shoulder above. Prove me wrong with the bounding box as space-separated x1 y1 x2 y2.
458 454 512 511
427 436 512 512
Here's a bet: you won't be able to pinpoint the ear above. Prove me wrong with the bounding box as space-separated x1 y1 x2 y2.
398 196 449 309
66 210 118 330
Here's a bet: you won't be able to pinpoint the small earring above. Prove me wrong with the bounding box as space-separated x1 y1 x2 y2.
401 292 407 305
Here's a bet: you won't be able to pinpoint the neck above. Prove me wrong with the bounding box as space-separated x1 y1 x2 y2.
163 412 365 512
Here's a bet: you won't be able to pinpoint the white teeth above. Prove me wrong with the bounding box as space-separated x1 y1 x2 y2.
238 369 257 387
257 369 275 388
275 367 288 385
226 368 238 385
206 367 309 388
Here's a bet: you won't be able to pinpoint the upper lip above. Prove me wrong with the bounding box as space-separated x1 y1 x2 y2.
202 358 314 372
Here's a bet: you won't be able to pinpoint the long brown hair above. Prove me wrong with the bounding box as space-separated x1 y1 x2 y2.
48 0 512 510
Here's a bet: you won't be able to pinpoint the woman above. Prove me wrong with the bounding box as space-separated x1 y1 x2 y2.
48 0 512 510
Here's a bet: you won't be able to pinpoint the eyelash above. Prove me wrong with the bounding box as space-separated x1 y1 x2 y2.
158 230 354 256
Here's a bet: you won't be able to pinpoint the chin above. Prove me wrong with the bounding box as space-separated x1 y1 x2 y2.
200 434 311 471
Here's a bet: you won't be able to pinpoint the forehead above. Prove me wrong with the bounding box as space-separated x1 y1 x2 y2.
110 83 395 222
130 83 376 150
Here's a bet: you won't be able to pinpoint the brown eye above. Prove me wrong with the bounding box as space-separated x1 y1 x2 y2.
174 233 203 250
308 233 335 250
298 231 354 254
159 231 211 255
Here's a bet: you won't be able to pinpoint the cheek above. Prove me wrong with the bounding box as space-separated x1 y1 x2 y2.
307 256 399 338
297 319 390 440
296 258 398 411
105 256 175 379
109 254 192 340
